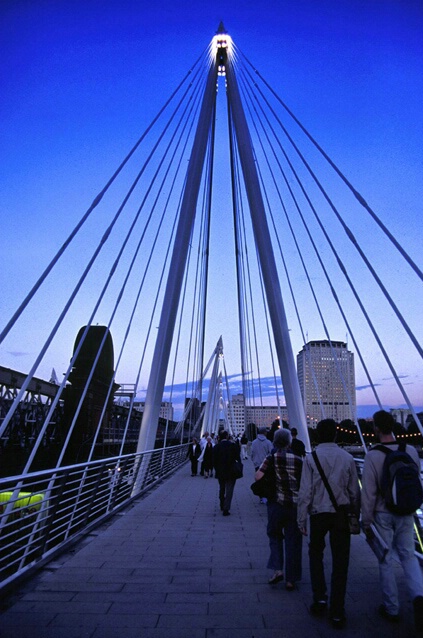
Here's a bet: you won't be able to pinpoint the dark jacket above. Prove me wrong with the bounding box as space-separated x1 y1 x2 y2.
213 439 240 480
186 443 201 461
291 438 306 457
203 442 214 470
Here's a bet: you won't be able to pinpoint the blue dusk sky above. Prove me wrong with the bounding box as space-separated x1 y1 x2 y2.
0 0 422 418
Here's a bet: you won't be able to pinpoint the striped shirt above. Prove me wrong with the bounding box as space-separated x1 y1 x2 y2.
259 449 303 505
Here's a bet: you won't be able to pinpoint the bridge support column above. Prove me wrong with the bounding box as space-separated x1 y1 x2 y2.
132 53 219 495
224 46 310 450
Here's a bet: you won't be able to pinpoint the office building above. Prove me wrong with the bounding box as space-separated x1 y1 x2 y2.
297 340 356 427
229 393 289 436
133 400 174 422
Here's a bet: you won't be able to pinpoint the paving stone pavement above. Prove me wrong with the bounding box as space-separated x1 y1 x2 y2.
0 460 421 638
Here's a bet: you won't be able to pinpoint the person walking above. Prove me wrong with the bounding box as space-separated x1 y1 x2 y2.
251 428 273 469
267 421 279 443
297 419 360 629
202 436 214 478
240 432 249 459
186 437 201 476
361 410 423 631
213 430 240 516
251 427 274 504
290 427 306 457
255 428 303 590
199 432 209 476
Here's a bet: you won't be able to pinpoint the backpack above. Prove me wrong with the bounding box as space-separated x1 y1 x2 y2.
374 441 423 515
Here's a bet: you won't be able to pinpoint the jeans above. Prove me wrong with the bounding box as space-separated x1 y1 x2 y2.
218 478 236 511
309 512 351 617
266 502 302 583
374 511 423 615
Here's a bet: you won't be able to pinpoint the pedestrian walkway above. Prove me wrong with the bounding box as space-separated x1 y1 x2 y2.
0 460 420 637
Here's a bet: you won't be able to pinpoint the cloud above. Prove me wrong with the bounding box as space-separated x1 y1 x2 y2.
225 371 252 381
356 383 381 392
156 374 285 403
7 351 30 357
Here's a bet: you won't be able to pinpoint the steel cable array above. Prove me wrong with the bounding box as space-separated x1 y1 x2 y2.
1 34 422 473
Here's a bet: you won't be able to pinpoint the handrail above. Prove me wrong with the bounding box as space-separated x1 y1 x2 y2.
2 450 420 594
0 443 189 593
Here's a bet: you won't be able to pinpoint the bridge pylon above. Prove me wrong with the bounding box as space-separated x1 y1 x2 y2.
132 26 309 494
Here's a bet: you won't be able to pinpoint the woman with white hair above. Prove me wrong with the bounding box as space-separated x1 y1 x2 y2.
255 427 303 590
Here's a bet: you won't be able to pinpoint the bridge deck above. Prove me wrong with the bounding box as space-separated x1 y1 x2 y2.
0 461 418 637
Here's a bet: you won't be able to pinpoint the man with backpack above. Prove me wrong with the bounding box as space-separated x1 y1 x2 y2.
361 410 423 631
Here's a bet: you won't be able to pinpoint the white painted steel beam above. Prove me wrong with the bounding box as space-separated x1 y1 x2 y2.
132 51 220 495
133 27 310 495
223 44 310 451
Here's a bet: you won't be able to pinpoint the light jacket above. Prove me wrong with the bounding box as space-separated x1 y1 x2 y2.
251 434 273 469
297 442 361 529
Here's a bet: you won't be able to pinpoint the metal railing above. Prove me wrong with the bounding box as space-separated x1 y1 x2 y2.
0 443 189 592
2 451 421 593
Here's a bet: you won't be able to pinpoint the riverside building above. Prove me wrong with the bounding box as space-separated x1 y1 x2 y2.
297 340 356 427
229 393 289 436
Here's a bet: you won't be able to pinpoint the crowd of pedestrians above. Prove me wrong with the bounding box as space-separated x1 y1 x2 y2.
259 412 423 631
188 410 423 632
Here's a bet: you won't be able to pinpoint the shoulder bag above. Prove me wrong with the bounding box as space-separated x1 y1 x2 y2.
231 459 244 480
250 454 277 500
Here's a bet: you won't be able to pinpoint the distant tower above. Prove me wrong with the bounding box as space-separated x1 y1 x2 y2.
297 340 356 427
230 394 246 435
62 326 119 463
